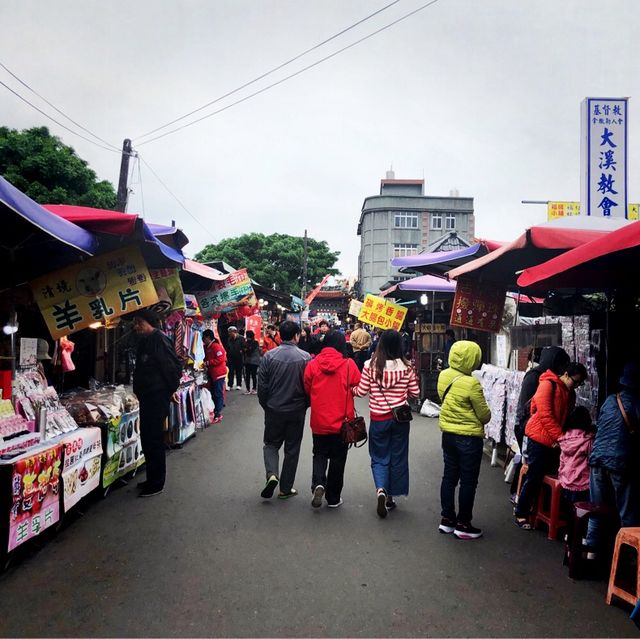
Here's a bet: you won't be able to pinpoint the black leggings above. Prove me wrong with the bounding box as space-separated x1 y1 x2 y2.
245 364 258 391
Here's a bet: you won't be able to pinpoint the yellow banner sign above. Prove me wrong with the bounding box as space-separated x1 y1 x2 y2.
358 294 407 331
32 246 159 339
547 201 639 221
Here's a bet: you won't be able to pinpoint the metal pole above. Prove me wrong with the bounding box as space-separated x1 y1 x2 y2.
116 138 132 212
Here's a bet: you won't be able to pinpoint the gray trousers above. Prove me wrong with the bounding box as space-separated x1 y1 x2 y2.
263 408 306 493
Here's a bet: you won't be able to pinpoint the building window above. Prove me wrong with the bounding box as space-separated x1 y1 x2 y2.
393 243 419 257
394 212 418 228
431 213 442 230
445 213 456 230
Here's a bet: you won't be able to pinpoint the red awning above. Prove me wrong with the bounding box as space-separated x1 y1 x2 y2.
517 219 640 292
446 219 626 289
43 204 139 235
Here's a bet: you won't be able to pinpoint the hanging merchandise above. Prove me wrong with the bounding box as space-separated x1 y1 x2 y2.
59 336 76 372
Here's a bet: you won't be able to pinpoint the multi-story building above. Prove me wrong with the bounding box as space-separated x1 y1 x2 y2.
357 171 476 294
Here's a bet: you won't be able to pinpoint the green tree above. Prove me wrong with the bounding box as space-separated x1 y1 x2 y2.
195 233 340 296
0 126 117 208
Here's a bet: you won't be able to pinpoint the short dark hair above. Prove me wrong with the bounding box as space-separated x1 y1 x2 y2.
134 308 160 328
279 320 300 341
322 330 346 355
319 320 329 327
267 324 276 331
564 406 593 433
246 330 255 340
566 361 588 382
202 329 215 340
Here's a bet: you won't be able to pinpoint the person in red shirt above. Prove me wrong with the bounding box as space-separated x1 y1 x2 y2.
203 329 227 424
304 330 361 508
262 324 281 354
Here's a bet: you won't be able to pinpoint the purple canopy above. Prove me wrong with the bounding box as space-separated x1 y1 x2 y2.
391 244 485 270
0 176 98 286
398 274 456 292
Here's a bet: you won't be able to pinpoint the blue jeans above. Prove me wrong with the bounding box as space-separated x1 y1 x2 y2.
210 378 225 417
440 432 484 524
586 465 639 547
368 419 410 497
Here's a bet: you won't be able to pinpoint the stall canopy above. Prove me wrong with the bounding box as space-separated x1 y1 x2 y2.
446 217 631 290
391 241 503 276
43 204 185 267
381 274 457 299
0 177 98 287
517 219 640 293
179 259 228 292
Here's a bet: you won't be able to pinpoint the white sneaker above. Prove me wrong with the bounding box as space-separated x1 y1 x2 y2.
311 485 325 508
327 498 343 508
235 385 242 390
227 386 233 391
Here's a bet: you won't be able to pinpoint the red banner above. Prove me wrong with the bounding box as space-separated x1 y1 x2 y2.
450 279 506 333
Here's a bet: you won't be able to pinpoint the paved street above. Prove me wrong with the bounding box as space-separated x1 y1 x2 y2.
0 392 635 638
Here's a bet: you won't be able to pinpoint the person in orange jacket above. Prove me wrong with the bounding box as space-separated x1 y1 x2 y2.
515 361 587 528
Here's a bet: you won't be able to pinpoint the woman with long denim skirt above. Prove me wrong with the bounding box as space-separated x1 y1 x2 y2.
353 330 420 518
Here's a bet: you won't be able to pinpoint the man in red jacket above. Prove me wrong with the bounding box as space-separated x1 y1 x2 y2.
203 329 227 424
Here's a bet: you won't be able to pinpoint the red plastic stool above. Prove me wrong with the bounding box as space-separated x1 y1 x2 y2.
607 527 640 606
534 475 567 540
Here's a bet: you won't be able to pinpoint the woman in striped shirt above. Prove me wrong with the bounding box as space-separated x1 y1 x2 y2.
353 330 420 518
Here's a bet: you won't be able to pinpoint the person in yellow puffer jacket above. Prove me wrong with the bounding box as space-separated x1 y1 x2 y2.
436 340 491 540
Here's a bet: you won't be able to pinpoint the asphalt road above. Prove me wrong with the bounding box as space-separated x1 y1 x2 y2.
0 391 635 638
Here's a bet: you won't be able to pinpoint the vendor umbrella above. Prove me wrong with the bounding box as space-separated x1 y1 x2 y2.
0 177 98 287
446 217 630 290
517 219 640 293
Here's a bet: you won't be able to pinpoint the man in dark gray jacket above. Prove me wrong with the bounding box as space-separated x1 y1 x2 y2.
258 320 311 499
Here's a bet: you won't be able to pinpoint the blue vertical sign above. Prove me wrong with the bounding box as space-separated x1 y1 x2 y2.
580 98 628 218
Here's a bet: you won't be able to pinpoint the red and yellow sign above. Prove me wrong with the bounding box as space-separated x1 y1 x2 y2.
32 246 158 339
450 279 505 333
547 201 639 221
358 294 407 331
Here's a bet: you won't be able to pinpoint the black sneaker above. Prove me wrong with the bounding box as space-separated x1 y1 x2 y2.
454 523 483 540
386 498 397 512
311 485 325 508
261 475 279 499
376 489 388 518
438 517 456 534
139 486 164 498
137 480 149 489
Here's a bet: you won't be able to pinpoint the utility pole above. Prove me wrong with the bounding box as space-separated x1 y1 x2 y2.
301 229 308 300
116 138 132 212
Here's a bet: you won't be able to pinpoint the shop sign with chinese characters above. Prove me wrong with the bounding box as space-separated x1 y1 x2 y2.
196 268 258 318
60 427 103 512
547 201 638 221
7 444 63 551
357 294 407 331
450 279 506 333
31 246 159 339
580 98 628 218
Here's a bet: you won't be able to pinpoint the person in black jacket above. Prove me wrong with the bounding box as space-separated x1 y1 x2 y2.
132 309 182 497
509 345 570 502
226 326 245 390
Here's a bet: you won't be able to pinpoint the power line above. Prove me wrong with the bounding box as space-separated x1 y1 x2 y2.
0 78 122 155
136 0 443 147
0 62 121 151
133 0 401 142
136 153 146 219
138 154 217 243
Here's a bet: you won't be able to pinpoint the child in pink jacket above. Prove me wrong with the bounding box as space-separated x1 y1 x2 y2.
558 406 595 505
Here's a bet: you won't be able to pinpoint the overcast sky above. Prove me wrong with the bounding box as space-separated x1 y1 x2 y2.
2 0 639 277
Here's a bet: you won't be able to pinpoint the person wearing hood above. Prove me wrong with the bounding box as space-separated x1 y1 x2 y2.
303 331 361 508
557 406 595 505
353 329 420 518
514 361 587 529
585 362 640 551
437 340 491 540
509 346 570 501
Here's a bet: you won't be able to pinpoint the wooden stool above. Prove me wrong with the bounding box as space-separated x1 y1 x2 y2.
534 475 567 540
607 527 640 606
563 501 615 579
